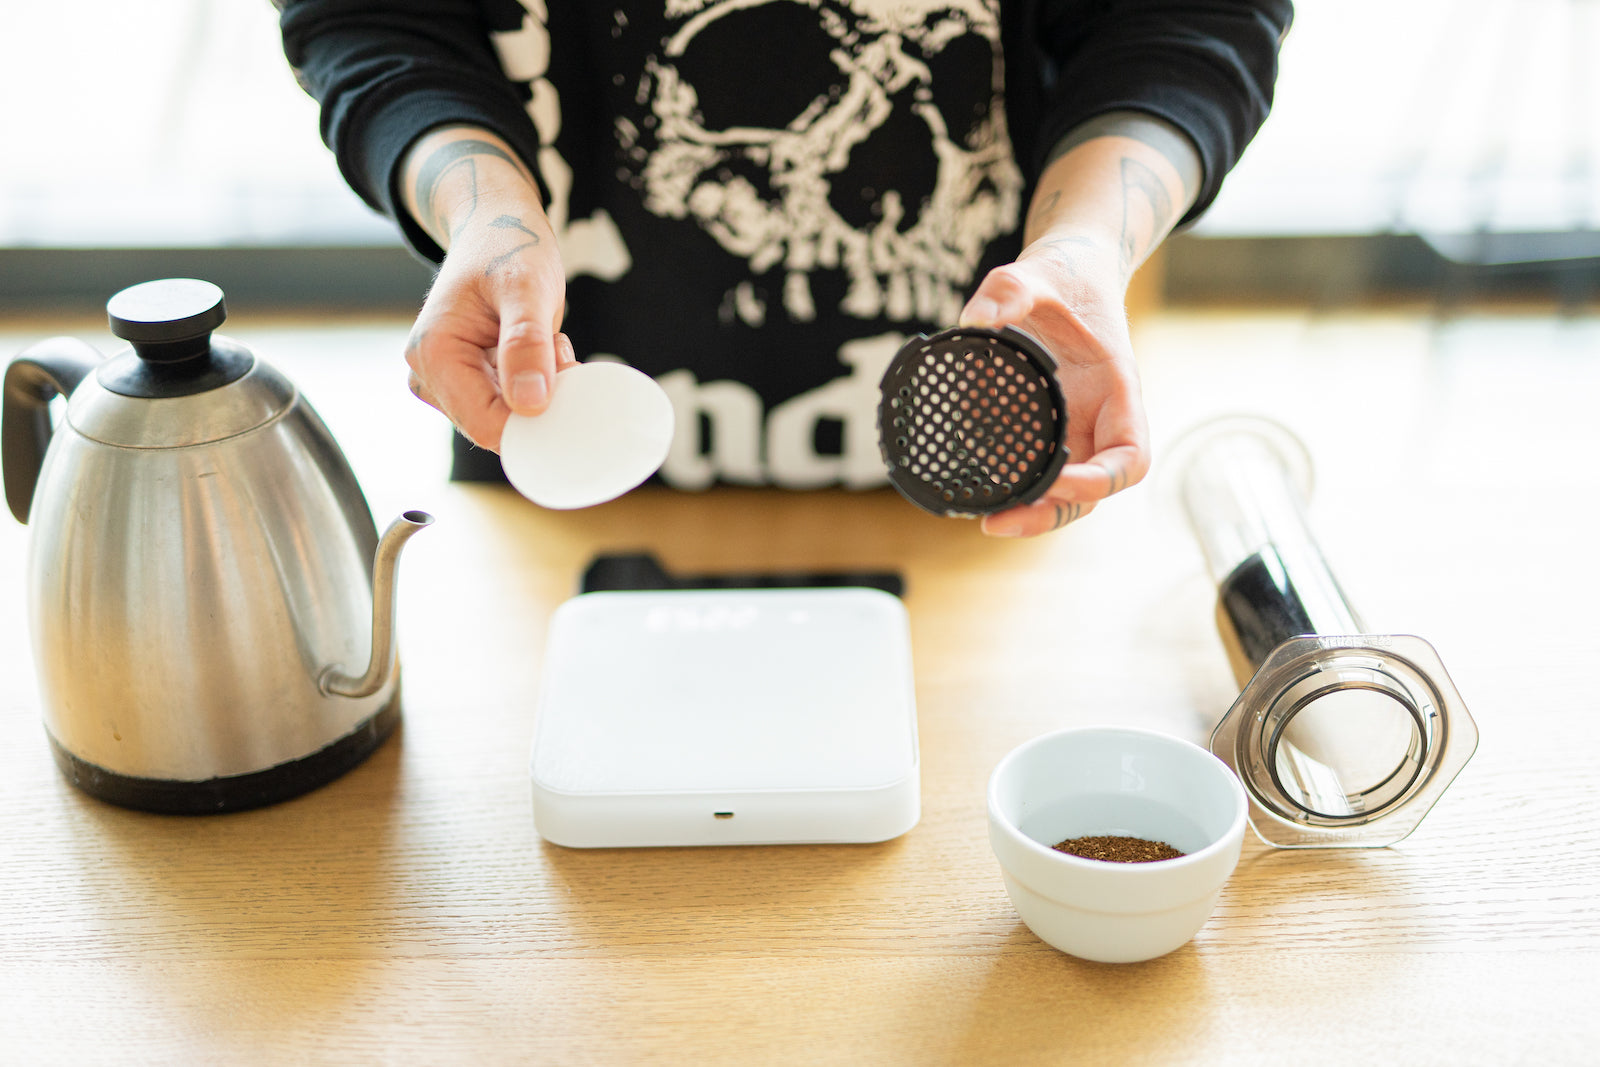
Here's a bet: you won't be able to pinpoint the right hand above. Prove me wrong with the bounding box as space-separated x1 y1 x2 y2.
400 126 576 452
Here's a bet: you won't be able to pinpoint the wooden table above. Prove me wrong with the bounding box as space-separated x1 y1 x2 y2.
3 306 1597 1064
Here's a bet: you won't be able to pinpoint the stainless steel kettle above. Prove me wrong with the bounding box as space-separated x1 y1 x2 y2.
2 278 432 813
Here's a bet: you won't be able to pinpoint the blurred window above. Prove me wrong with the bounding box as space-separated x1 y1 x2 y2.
1 0 1594 298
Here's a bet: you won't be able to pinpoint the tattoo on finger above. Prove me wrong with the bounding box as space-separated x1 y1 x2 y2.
1051 502 1083 530
1103 463 1125 496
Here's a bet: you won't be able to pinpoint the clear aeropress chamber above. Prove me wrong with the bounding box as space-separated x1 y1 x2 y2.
1172 417 1478 847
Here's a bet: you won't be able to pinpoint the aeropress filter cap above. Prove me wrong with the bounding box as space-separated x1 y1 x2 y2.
1170 416 1479 848
877 325 1069 517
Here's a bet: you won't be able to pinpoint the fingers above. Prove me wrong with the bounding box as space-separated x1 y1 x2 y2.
978 444 1145 539
495 301 563 417
405 328 511 451
1067 379 1153 501
959 264 1035 328
981 497 1099 538
978 438 1149 538
404 328 581 455
980 409 1149 541
1052 444 1150 501
555 331 578 370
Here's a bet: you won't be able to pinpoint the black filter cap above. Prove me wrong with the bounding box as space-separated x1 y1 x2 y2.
877 325 1069 517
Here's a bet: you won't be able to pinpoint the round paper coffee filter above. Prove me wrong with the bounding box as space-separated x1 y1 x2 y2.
500 362 675 509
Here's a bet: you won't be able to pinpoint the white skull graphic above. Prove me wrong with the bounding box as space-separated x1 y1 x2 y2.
617 0 1024 326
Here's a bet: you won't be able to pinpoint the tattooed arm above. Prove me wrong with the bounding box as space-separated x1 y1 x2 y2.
398 125 575 452
961 110 1201 538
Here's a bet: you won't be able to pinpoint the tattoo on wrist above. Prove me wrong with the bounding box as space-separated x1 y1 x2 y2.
1118 157 1173 274
412 138 525 242
483 214 542 276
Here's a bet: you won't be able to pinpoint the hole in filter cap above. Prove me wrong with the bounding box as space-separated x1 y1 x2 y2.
876 326 1068 516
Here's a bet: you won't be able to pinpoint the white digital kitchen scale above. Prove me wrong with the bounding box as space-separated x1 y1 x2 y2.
530 587 920 848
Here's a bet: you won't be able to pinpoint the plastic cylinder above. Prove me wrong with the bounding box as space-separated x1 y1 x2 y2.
1169 417 1478 847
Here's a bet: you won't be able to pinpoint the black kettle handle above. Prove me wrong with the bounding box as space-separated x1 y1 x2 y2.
3 338 102 524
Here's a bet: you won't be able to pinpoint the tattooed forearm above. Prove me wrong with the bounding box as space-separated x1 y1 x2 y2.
1026 112 1196 268
412 139 524 241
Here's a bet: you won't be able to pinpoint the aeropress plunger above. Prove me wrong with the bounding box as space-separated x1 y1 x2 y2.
1171 417 1478 847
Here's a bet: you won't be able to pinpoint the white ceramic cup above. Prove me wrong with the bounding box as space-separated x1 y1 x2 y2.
987 726 1248 963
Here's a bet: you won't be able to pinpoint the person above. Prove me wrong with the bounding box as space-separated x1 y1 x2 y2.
279 0 1291 537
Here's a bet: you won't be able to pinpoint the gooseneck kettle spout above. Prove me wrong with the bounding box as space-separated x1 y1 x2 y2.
322 510 436 698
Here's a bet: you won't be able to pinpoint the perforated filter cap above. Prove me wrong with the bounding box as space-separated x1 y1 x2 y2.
877 325 1069 517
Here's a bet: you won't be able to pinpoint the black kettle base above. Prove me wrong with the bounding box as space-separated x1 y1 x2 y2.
46 697 400 815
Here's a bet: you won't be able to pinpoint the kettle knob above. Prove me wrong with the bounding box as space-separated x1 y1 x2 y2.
108 278 226 354
100 279 250 398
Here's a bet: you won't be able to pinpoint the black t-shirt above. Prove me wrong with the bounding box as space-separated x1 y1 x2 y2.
282 0 1291 487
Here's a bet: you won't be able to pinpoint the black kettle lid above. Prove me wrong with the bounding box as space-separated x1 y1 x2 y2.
101 278 251 398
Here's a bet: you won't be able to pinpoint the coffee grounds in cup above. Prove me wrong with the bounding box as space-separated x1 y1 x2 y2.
1052 835 1184 863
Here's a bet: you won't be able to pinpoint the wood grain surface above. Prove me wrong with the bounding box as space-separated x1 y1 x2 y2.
2 306 1596 1065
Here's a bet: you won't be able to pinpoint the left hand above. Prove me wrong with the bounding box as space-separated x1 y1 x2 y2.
959 234 1149 538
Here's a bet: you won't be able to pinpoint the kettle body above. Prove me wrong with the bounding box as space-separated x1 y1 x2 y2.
3 279 430 813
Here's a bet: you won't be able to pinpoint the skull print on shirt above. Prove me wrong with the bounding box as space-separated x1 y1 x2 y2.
485 0 1026 488
618 0 1023 327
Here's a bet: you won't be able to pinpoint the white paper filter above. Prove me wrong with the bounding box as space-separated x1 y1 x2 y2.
500 362 675 509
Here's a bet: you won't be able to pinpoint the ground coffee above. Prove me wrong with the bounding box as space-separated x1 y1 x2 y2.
1052 835 1184 863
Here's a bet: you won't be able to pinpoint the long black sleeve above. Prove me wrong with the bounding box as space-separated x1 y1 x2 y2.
282 1 1290 259
1024 0 1293 223
280 0 544 261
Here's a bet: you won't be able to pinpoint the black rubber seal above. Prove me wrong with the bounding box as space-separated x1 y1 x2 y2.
46 695 400 815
